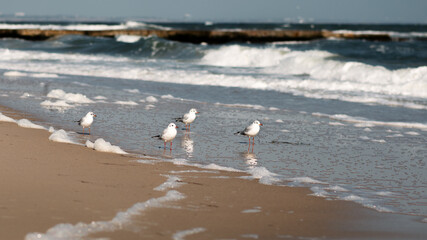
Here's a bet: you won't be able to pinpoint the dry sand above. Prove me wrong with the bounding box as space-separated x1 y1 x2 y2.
0 106 425 240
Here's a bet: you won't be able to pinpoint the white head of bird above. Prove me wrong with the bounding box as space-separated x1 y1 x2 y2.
189 108 199 114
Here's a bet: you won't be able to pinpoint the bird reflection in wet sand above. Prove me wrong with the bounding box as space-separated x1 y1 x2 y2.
242 151 258 168
181 133 194 157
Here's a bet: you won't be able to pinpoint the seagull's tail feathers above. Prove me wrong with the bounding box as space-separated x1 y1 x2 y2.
151 135 161 139
234 131 244 136
74 120 82 125
174 117 183 123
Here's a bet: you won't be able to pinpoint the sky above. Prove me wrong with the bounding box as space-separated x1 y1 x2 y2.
1 0 426 23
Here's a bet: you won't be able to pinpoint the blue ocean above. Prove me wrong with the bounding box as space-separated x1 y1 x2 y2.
0 19 426 223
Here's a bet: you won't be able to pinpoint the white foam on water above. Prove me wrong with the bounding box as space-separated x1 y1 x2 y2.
4 71 27 77
20 92 33 98
172 227 206 240
114 100 138 106
0 21 170 31
170 159 243 173
145 104 156 110
359 136 370 140
201 45 291 67
48 126 55 133
310 186 329 197
115 35 142 43
154 175 184 191
16 119 46 130
405 131 420 136
1 46 426 110
31 73 58 78
386 134 404 138
371 139 386 143
161 94 175 99
201 163 242 172
40 100 73 108
47 89 94 104
214 102 265 110
85 138 127 155
375 191 395 197
326 185 349 192
287 177 327 185
93 95 107 100
246 167 280 185
48 129 77 144
25 190 185 240
313 112 427 130
275 119 284 123
342 194 393 213
0 112 16 123
123 88 140 93
136 159 157 165
145 96 158 102
329 121 345 126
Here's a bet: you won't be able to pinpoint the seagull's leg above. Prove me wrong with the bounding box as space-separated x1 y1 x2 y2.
188 124 190 131
170 141 173 150
164 141 166 149
89 127 91 135
248 136 251 145
252 137 255 145
82 127 84 133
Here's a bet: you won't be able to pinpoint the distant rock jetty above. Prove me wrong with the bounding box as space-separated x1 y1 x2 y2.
0 29 397 43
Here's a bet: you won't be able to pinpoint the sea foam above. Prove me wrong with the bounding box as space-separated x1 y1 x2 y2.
25 190 185 240
48 129 76 144
85 138 127 154
16 119 46 130
47 89 94 104
0 112 16 122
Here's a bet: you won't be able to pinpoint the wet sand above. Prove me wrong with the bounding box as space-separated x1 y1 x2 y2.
0 106 425 240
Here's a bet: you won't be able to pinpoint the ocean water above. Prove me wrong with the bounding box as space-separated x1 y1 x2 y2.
0 19 426 224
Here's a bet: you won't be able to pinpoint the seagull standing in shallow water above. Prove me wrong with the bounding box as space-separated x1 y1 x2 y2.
152 123 179 149
175 108 199 131
235 120 263 145
76 111 96 134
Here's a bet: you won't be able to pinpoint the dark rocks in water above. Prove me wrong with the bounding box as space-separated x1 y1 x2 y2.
0 28 394 43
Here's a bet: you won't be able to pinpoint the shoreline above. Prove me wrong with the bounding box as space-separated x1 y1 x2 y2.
1 105 426 240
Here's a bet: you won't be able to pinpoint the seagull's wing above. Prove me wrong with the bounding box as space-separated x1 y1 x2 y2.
182 113 191 122
161 127 169 137
243 124 255 135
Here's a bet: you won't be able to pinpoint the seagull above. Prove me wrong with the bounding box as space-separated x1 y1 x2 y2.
152 123 179 149
235 120 263 144
75 112 96 134
175 108 199 131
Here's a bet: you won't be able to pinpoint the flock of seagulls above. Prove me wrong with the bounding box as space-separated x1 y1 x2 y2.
76 108 262 149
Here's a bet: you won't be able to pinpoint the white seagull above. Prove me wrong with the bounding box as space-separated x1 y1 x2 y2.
175 108 199 131
152 123 179 149
75 111 97 134
235 120 263 144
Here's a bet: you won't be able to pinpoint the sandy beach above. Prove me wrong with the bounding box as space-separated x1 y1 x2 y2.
1 106 426 240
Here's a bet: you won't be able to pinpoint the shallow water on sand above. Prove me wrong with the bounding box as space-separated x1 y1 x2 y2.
0 72 426 220
0 20 426 220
